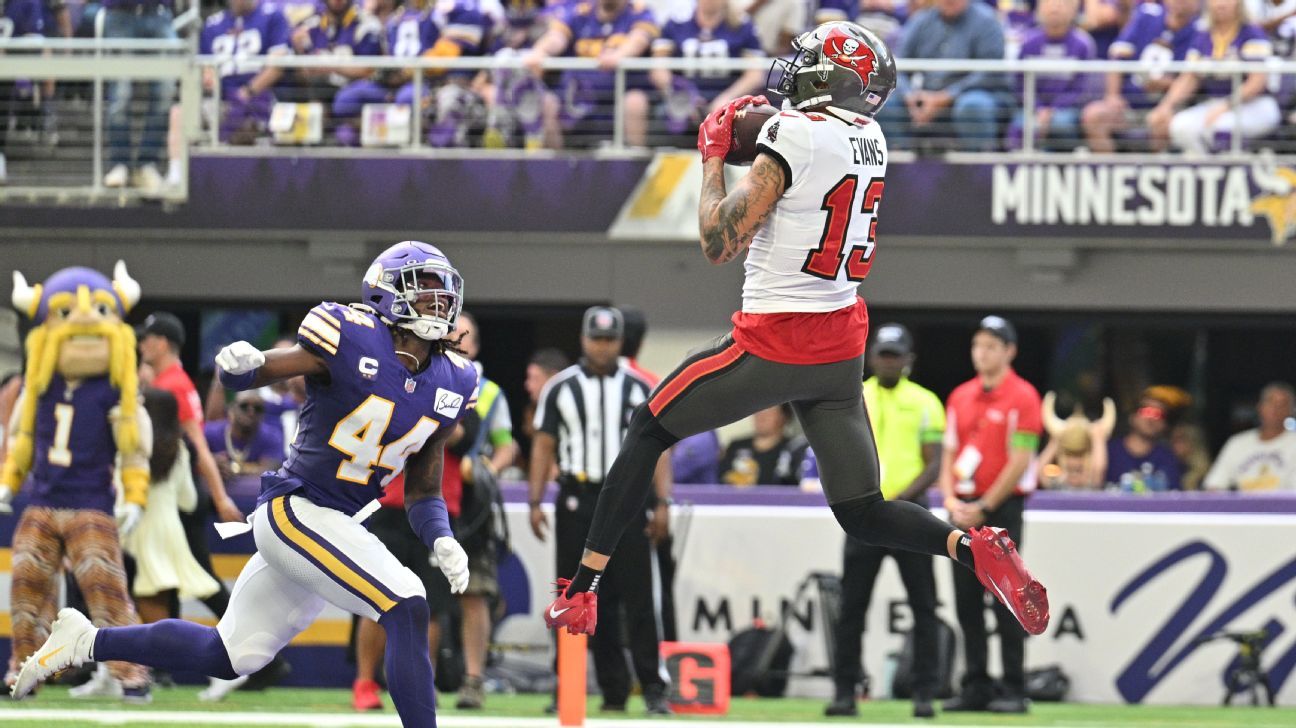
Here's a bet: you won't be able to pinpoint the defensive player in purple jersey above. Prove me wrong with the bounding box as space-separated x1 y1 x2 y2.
523 0 658 148
1007 0 1095 150
200 0 292 144
1081 0 1201 152
650 0 765 140
13 243 480 728
1149 0 1277 152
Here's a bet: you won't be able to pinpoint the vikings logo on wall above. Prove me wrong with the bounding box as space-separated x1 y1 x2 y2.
823 31 877 85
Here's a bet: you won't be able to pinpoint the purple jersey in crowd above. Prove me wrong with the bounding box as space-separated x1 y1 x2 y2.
551 0 658 93
671 430 722 484
204 419 286 468
433 0 503 56
653 15 763 99
1108 3 1200 107
1016 26 1096 109
302 3 383 57
200 2 292 95
27 376 120 513
1186 23 1271 98
387 5 440 56
2 0 46 37
1106 438 1182 491
258 302 479 516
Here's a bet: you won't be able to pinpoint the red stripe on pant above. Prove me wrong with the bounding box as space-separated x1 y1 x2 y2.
647 342 744 417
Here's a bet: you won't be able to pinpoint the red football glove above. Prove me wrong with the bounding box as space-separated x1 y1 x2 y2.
697 94 769 163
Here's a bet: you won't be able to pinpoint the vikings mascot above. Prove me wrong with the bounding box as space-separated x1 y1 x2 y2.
0 262 150 695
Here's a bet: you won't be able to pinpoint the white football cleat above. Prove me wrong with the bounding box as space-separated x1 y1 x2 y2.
103 164 129 188
11 608 97 699
198 674 249 702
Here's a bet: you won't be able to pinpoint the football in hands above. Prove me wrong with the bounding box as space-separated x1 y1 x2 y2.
724 103 781 166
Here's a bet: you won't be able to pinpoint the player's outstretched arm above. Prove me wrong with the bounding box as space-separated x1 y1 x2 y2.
216 342 327 391
697 153 786 264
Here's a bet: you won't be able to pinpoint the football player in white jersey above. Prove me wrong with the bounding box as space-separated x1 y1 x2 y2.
543 22 1051 644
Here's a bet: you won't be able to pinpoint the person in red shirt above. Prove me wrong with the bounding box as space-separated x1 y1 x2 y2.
939 316 1042 715
138 313 243 525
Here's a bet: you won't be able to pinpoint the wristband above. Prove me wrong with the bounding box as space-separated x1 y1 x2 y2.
217 367 258 391
408 496 453 547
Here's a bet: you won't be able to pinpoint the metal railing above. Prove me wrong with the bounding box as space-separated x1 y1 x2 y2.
4 43 1296 204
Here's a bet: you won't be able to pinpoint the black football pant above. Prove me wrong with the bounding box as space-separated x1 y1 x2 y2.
833 535 938 700
555 478 666 706
951 494 1027 697
583 334 957 562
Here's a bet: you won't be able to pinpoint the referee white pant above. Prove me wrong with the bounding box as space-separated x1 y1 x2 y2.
1169 96 1280 153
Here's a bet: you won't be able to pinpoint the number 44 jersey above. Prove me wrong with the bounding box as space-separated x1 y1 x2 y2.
259 302 480 516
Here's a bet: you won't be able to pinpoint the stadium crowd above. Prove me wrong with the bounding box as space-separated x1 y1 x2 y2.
3 0 1296 183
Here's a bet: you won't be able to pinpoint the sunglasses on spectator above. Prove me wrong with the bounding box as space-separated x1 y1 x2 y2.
236 402 265 414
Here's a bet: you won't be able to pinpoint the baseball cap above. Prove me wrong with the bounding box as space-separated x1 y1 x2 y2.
976 315 1017 345
582 306 624 339
872 323 913 355
137 312 186 347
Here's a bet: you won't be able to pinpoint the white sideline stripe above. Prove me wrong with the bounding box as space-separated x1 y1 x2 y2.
0 710 1038 728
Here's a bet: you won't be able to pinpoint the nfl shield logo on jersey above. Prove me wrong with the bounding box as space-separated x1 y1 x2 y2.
405 378 417 394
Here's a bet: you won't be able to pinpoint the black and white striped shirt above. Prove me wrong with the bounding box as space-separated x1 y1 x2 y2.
532 362 652 483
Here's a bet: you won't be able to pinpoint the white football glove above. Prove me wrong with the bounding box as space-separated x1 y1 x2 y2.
115 503 143 537
215 341 265 376
0 485 13 515
432 537 469 594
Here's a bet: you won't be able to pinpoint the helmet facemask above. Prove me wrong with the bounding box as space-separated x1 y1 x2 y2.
368 259 464 341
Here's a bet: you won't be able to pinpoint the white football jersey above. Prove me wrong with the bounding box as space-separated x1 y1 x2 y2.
743 110 888 314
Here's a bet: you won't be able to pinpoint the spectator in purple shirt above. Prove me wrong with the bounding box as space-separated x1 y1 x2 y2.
672 430 723 484
649 0 765 142
1149 0 1277 152
287 0 383 114
1105 396 1183 491
1079 0 1133 58
1007 0 1096 150
1081 0 1201 152
199 0 292 144
203 390 285 482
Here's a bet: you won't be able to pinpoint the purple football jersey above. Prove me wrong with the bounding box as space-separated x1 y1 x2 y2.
433 0 503 56
2 0 46 37
553 0 658 92
200 3 292 95
27 376 120 513
1016 27 1096 110
671 430 721 485
653 15 763 99
387 6 440 57
304 4 384 56
258 302 480 516
1108 4 1199 106
1187 23 1272 98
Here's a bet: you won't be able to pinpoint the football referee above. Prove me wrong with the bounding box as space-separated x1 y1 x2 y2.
527 306 673 716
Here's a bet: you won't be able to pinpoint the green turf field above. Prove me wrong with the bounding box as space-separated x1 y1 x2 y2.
0 688 1291 727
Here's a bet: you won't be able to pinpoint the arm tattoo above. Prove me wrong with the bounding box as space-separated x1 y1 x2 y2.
698 156 785 264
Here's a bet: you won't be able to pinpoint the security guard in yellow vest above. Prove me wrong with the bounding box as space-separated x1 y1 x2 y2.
826 323 946 720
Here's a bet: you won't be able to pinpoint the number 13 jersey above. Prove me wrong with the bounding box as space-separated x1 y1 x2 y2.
259 302 480 516
732 110 887 364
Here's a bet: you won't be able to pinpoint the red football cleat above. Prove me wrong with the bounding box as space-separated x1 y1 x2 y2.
544 578 598 635
352 678 383 712
968 527 1050 635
